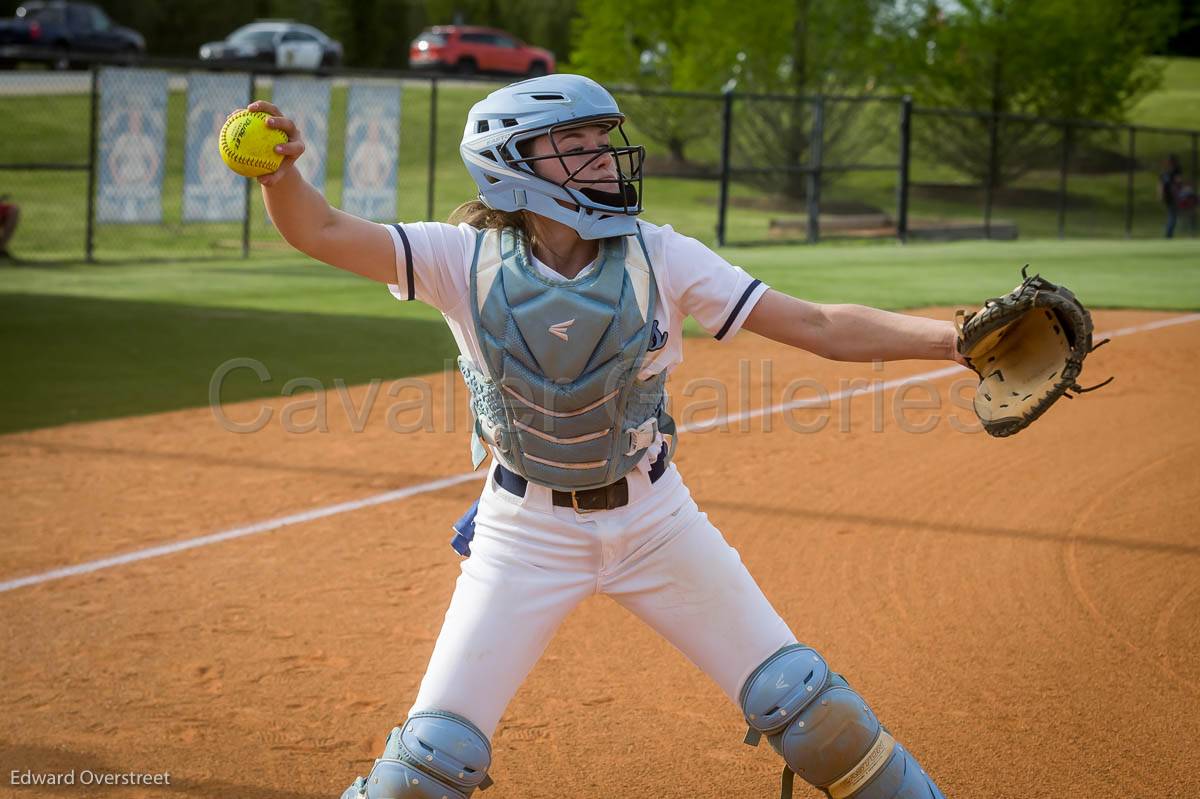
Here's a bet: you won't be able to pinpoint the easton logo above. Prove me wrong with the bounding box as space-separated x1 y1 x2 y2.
647 319 669 352
549 318 575 341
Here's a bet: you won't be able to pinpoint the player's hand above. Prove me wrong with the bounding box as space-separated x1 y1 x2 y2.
945 320 969 367
246 100 305 187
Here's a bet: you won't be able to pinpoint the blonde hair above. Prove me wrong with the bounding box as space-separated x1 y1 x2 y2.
448 200 540 249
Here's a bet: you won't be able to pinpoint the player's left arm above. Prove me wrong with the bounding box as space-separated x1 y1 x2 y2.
743 288 967 365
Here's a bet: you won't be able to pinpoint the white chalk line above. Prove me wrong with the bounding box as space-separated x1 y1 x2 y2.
0 471 484 593
3 312 1197 595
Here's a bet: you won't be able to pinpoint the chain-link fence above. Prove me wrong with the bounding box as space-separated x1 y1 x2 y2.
714 92 905 245
0 69 94 261
0 52 460 262
1 50 1196 263
907 106 1199 243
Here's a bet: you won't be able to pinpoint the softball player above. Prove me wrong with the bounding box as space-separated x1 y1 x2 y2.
250 74 958 799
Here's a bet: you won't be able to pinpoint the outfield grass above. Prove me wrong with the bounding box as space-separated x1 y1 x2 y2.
2 237 1197 434
2 62 1197 434
1131 57 1200 131
2 59 1197 261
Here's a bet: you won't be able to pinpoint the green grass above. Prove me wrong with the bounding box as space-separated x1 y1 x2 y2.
0 292 456 432
2 58 1198 260
733 238 1200 310
1 61 1198 433
1131 57 1200 131
2 237 1197 434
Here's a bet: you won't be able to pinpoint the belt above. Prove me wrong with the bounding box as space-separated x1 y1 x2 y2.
494 441 669 512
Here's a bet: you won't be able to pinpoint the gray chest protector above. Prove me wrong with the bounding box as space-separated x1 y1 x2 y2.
458 227 675 492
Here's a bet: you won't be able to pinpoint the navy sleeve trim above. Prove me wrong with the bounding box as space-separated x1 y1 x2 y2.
714 278 762 341
391 223 415 301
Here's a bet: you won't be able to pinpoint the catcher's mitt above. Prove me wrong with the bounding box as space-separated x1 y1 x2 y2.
957 266 1112 437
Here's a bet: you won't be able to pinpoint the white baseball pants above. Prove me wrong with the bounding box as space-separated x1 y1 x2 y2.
407 462 797 739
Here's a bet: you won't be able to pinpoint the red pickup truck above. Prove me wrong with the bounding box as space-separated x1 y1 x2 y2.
409 26 554 77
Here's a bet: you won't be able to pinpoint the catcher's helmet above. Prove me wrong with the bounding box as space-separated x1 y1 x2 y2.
460 74 644 240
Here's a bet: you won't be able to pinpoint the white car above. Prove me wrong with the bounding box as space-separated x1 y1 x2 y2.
199 21 343 70
275 29 324 69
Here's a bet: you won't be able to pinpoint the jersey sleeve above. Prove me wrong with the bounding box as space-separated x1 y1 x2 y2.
656 225 769 342
384 221 475 314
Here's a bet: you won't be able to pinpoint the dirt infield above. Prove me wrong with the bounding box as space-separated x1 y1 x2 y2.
2 308 1197 799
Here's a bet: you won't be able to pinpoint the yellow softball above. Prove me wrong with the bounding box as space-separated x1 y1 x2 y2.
218 109 289 178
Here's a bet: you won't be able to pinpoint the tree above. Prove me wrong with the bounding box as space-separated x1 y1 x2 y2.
714 0 895 200
99 0 345 60
571 0 732 164
888 0 1180 185
572 0 894 197
320 0 429 68
1163 0 1200 56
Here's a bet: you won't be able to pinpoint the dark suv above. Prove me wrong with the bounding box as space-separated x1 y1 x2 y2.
409 26 554 76
0 1 145 69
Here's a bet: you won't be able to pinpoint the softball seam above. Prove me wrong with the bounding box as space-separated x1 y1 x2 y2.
221 111 283 173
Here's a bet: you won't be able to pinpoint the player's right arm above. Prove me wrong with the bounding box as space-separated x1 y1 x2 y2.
248 101 395 284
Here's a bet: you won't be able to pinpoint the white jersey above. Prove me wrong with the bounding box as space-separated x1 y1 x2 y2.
381 221 796 741
382 219 770 383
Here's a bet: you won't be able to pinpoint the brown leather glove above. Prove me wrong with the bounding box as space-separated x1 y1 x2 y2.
957 266 1112 437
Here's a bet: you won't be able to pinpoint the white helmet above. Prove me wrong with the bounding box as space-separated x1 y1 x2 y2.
460 74 644 240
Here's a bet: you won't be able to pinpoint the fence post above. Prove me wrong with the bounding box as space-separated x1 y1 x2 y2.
1056 123 1071 239
984 111 999 239
806 95 825 245
896 96 912 243
426 76 438 221
1125 126 1136 238
84 64 100 263
242 72 256 259
715 88 734 247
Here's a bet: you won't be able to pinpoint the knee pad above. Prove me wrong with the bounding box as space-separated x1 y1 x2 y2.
340 711 493 799
740 645 944 799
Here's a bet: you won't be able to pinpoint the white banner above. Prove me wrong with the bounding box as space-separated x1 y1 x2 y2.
272 77 331 191
96 68 167 224
342 82 401 221
183 73 251 222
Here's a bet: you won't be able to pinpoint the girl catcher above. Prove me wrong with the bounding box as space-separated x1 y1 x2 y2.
246 75 956 799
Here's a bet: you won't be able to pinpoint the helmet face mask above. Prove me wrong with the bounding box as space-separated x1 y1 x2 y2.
505 119 644 217
460 75 646 239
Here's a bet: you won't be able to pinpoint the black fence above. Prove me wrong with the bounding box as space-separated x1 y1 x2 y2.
1 49 1196 263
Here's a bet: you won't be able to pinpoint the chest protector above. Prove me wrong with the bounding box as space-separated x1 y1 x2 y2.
458 226 675 492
